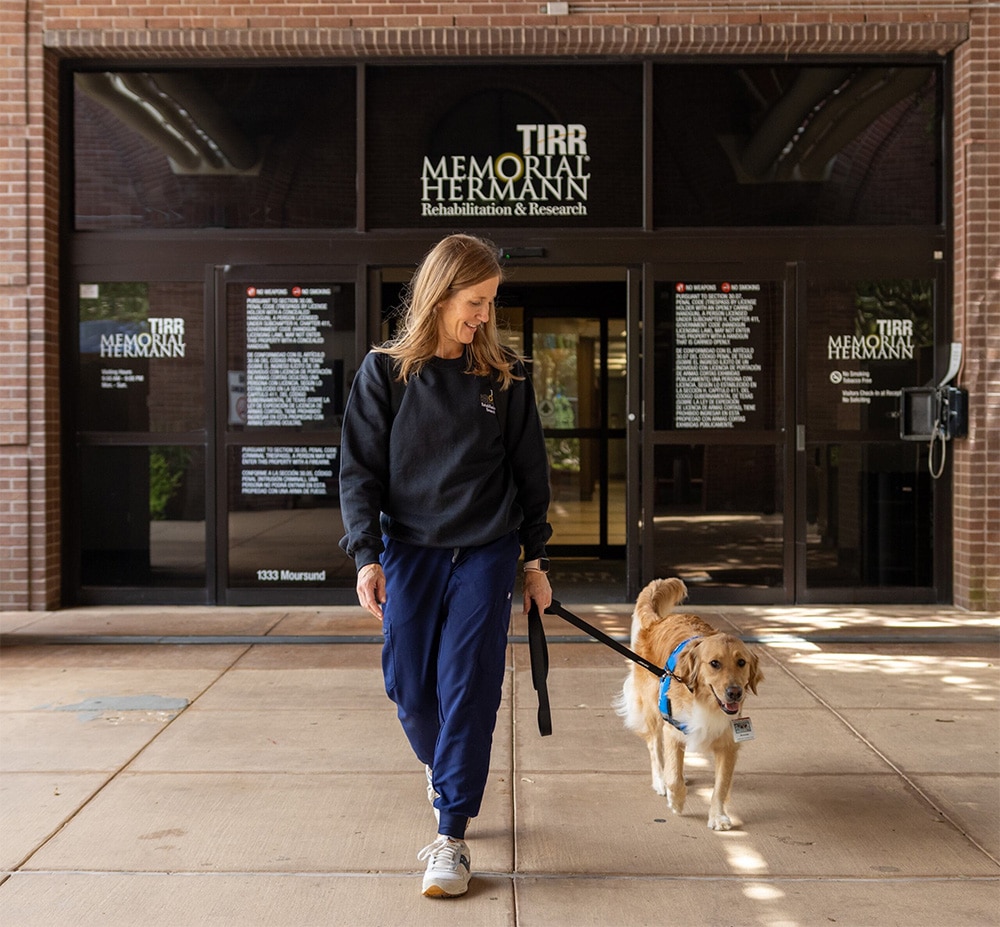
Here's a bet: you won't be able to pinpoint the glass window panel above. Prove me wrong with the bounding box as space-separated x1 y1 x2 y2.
805 442 932 587
74 68 356 230
532 317 602 429
366 64 643 229
804 279 935 438
227 446 352 588
78 282 205 432
547 437 626 546
653 444 784 589
653 65 941 227
608 322 627 427
607 438 627 547
653 280 782 431
80 445 206 587
226 282 356 432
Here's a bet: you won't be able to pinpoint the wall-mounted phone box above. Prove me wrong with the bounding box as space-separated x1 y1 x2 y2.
900 386 968 441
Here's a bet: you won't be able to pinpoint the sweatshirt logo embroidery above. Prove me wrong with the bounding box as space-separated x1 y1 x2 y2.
480 389 497 415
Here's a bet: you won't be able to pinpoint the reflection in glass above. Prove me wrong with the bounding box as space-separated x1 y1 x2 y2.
530 315 626 550
78 282 205 432
545 438 626 546
652 445 783 589
652 64 940 226
227 446 352 588
74 68 357 230
801 278 937 590
805 442 932 587
533 318 599 479
80 446 206 587
805 278 934 438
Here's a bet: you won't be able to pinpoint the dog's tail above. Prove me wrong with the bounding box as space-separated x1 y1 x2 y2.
635 577 688 628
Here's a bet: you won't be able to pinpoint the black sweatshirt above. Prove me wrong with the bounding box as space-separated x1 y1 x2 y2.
338 349 552 571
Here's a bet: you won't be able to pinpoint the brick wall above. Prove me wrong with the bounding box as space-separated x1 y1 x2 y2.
951 6 1000 611
2 1 996 609
0 0 28 603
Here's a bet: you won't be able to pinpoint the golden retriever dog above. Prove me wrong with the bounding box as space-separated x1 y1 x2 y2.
615 578 763 831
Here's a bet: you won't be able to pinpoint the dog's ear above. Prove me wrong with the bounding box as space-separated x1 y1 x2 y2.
747 649 763 695
673 641 701 691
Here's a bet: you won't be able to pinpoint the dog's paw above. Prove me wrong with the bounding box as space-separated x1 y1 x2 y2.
666 788 686 815
651 775 666 796
707 813 732 831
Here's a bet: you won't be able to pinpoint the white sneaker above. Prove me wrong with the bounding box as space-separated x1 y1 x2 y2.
425 765 440 825
418 835 471 897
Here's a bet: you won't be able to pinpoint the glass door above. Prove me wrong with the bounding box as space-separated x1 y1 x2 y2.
69 278 212 604
216 265 361 604
529 313 627 556
642 263 945 604
494 280 628 568
644 266 792 603
797 270 944 602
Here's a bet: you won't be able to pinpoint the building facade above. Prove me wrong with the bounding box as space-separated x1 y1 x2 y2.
1 1 997 611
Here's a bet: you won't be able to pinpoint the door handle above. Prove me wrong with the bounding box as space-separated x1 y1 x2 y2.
796 424 806 452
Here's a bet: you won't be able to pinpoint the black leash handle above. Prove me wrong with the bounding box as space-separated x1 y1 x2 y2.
527 601 552 736
527 598 671 737
545 598 665 679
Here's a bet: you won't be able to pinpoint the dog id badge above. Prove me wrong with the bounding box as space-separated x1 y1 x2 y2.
731 717 755 743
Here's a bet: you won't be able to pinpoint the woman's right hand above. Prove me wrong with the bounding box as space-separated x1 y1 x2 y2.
356 562 386 620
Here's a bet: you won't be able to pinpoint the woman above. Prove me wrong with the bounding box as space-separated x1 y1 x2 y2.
338 233 553 898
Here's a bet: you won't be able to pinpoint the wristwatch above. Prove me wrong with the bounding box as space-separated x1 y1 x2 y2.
523 558 550 573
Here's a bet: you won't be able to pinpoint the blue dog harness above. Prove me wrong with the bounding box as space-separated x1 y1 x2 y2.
658 636 701 733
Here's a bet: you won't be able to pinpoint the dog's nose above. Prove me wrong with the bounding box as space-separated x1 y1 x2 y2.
725 685 743 702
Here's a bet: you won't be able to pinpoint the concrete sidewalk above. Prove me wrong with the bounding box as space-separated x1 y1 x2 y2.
1 602 997 927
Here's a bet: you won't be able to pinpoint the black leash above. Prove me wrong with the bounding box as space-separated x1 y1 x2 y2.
526 599 552 736
527 598 671 736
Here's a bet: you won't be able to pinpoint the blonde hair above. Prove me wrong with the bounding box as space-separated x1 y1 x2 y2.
375 234 524 388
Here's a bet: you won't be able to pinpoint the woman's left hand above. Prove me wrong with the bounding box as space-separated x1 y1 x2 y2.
523 569 553 615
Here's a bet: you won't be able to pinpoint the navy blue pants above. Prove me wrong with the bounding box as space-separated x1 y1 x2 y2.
380 531 519 839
